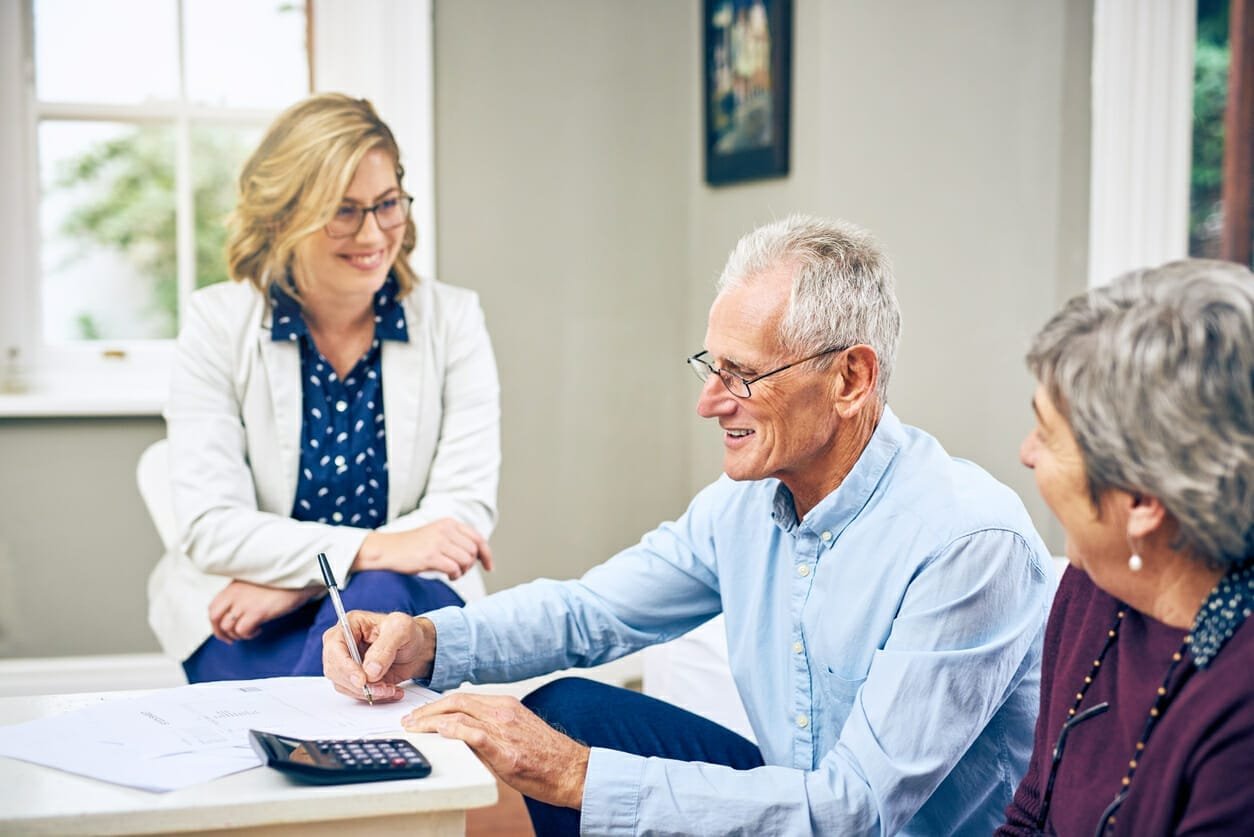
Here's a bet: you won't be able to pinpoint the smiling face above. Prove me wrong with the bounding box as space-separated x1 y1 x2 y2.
696 262 847 504
1021 384 1133 579
294 147 403 307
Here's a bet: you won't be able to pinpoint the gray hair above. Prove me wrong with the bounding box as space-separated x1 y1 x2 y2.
1027 259 1254 568
716 215 901 401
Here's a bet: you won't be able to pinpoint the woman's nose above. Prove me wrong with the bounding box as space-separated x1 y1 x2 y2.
355 209 386 240
1019 432 1038 469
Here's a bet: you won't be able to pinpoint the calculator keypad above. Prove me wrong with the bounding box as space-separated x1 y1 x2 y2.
313 738 428 770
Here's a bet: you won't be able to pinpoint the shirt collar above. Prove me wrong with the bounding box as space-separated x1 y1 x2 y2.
269 278 306 342
771 406 905 535
269 273 409 343
371 274 409 342
1190 558 1254 669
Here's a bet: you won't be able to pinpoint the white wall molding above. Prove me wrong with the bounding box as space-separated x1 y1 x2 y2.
0 654 185 698
1088 0 1196 287
0 651 642 700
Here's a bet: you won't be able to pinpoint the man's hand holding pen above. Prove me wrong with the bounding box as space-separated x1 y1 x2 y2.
322 610 589 809
322 612 438 702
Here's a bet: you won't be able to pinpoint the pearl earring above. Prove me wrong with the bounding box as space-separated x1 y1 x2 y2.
1128 554 1144 572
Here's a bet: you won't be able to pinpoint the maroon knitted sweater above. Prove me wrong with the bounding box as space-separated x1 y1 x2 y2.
998 565 1254 836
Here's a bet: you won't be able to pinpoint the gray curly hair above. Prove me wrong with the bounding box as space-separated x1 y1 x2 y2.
1027 258 1254 568
716 215 901 401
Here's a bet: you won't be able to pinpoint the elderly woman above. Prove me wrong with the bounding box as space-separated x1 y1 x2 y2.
1000 259 1254 834
148 93 500 682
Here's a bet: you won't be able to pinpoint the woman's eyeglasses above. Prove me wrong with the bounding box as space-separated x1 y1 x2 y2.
325 194 413 238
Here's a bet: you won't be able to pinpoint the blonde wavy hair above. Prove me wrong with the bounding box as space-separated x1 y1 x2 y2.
225 93 418 299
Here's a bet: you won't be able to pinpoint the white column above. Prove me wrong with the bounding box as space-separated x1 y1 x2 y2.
1088 0 1196 287
310 0 437 280
0 0 37 362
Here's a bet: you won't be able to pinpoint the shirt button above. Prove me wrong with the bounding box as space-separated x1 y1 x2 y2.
331 511 343 523
796 714 809 729
334 455 346 467
792 641 804 654
796 564 811 577
335 400 348 412
820 530 833 543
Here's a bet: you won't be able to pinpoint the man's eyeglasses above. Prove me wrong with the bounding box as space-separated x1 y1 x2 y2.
1035 701 1110 834
325 194 413 238
687 345 847 398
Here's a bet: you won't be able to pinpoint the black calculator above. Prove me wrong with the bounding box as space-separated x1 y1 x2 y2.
248 729 432 784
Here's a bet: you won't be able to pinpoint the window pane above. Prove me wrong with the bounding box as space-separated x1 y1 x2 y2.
190 124 263 288
1189 0 1229 258
34 0 178 104
40 121 177 342
184 0 308 108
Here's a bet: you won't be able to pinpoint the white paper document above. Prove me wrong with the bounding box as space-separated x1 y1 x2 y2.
0 676 440 792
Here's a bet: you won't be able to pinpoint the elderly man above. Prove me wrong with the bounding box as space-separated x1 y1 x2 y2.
324 216 1053 835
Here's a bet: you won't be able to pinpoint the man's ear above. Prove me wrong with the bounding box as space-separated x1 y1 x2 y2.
1126 492 1167 540
832 345 879 417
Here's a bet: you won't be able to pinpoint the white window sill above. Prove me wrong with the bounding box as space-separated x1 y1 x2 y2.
0 390 164 418
0 346 172 418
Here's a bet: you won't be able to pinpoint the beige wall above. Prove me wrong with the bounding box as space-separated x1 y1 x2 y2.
683 0 1092 548
440 0 1091 588
433 0 696 591
1 0 1090 658
0 418 166 656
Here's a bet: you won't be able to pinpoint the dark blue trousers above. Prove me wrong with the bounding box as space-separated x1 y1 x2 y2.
182 570 462 682
521 677 764 836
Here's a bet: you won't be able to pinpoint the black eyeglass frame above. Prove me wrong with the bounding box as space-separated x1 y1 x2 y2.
1035 701 1110 833
324 194 414 239
687 345 848 398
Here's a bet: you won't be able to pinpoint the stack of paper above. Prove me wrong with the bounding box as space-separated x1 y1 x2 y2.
0 677 439 792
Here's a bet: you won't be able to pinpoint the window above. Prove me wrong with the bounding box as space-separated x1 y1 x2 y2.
1088 0 1253 288
0 0 309 404
1191 0 1231 258
1190 0 1253 267
0 1 433 413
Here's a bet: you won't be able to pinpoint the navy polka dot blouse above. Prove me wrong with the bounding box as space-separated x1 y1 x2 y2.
269 274 409 528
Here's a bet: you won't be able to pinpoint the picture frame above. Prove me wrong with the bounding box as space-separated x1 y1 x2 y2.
703 0 793 186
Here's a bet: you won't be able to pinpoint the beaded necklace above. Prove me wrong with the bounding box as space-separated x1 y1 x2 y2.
1091 622 1191 834
1034 560 1254 836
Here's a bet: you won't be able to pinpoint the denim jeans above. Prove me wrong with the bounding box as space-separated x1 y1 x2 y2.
521 677 764 835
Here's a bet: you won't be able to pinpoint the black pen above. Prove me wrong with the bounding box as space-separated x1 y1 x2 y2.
317 552 374 705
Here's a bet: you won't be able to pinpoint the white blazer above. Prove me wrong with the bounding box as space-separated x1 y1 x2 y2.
148 278 500 661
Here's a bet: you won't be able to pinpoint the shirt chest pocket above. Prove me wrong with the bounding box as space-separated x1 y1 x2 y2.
806 617 877 685
814 666 867 738
806 625 875 733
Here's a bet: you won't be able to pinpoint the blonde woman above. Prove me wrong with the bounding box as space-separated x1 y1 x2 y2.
148 94 499 681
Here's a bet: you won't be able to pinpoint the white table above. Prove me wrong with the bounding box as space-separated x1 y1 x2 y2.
0 690 498 836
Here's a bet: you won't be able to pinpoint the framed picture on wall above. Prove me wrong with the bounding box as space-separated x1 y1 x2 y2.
703 0 792 186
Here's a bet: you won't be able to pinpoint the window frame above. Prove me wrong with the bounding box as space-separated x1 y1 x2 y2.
0 0 436 417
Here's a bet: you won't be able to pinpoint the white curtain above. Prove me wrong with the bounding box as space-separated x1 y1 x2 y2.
1089 0 1196 287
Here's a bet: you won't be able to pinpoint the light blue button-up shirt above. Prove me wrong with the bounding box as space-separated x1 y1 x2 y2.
427 408 1053 835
